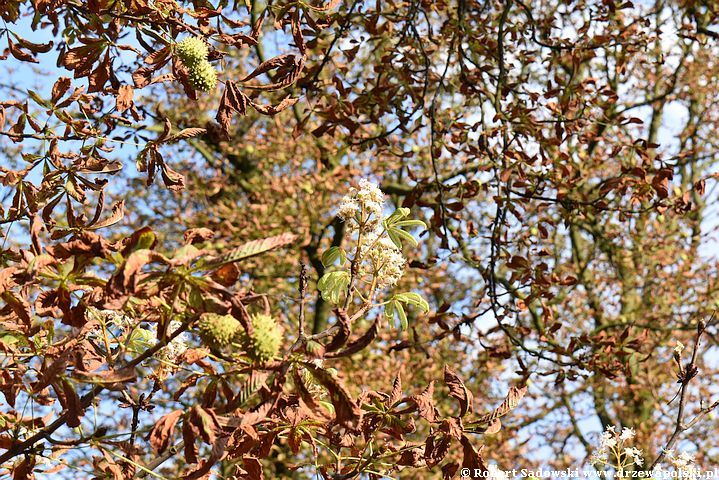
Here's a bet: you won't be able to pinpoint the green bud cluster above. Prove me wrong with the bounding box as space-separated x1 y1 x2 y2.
197 313 241 348
175 36 217 92
237 313 283 363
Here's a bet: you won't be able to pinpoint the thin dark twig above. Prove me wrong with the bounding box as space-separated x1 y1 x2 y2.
650 313 716 469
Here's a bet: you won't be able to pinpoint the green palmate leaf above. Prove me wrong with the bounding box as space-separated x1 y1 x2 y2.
385 292 430 330
385 299 408 330
394 219 427 229
387 226 419 248
126 327 154 353
207 232 297 268
321 246 347 268
318 270 350 305
383 208 425 249
383 207 411 227
394 292 430 312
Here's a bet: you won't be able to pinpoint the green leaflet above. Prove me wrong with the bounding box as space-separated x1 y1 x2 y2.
318 270 350 305
384 292 430 330
383 208 426 249
321 246 347 267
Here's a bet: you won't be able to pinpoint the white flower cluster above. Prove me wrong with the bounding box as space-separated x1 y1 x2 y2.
86 308 133 333
337 178 386 233
155 320 190 363
664 450 700 477
359 231 406 288
86 309 189 365
590 426 644 469
624 447 644 467
338 179 407 288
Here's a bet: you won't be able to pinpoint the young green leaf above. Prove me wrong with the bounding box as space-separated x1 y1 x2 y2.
321 246 347 268
317 270 350 305
394 292 430 312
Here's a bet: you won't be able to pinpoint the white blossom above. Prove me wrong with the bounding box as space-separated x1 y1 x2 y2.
358 232 406 288
666 450 696 470
624 447 644 466
337 179 385 232
663 449 701 479
337 196 360 220
674 341 685 355
620 427 636 441
158 320 190 362
591 425 644 470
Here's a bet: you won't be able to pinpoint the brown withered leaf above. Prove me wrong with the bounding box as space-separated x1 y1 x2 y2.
483 418 502 434
216 81 247 134
326 318 379 358
95 451 124 480
32 356 68 393
61 40 105 78
106 248 168 295
424 433 451 468
461 436 486 472
0 267 19 295
46 231 114 259
241 54 305 91
132 67 154 88
184 227 214 245
442 462 459 480
2 291 32 326
302 0 340 12
301 361 362 428
51 77 71 104
12 455 36 480
236 457 264 480
160 161 185 191
115 85 134 112
16 36 53 53
241 53 296 83
7 38 37 63
144 47 171 66
167 128 207 143
87 200 125 231
88 51 112 93
473 384 528 426
35 290 61 318
207 232 297 268
291 9 306 55
248 95 299 116
324 309 351 352
188 405 221 446
149 409 183 453
182 416 201 464
74 366 136 388
398 448 425 467
444 366 473 417
410 381 439 423
389 373 403 406
652 168 673 199
59 379 83 428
